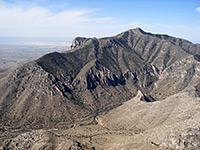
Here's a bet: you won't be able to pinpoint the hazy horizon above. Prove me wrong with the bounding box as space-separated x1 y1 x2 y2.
0 0 200 43
0 36 73 44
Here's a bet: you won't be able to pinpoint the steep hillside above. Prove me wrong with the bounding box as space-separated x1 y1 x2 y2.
0 28 200 132
2 90 199 150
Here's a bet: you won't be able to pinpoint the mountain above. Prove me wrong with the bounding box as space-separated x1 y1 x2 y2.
0 28 200 149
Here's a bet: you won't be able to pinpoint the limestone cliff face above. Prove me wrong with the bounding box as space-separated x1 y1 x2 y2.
70 37 91 49
0 28 200 131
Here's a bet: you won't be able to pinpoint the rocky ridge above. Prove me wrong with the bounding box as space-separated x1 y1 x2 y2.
0 28 200 149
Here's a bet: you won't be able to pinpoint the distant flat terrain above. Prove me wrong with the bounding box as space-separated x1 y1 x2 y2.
0 42 69 73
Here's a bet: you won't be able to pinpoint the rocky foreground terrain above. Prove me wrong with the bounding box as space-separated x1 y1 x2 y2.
0 28 200 149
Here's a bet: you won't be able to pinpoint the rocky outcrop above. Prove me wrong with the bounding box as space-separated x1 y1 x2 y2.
161 127 200 149
70 37 91 49
3 130 54 150
2 129 90 150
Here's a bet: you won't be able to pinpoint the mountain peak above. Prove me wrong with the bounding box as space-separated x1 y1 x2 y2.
1 28 200 149
133 27 144 32
130 28 145 34
1 28 200 141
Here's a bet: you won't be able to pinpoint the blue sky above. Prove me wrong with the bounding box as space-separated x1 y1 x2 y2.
0 0 200 43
